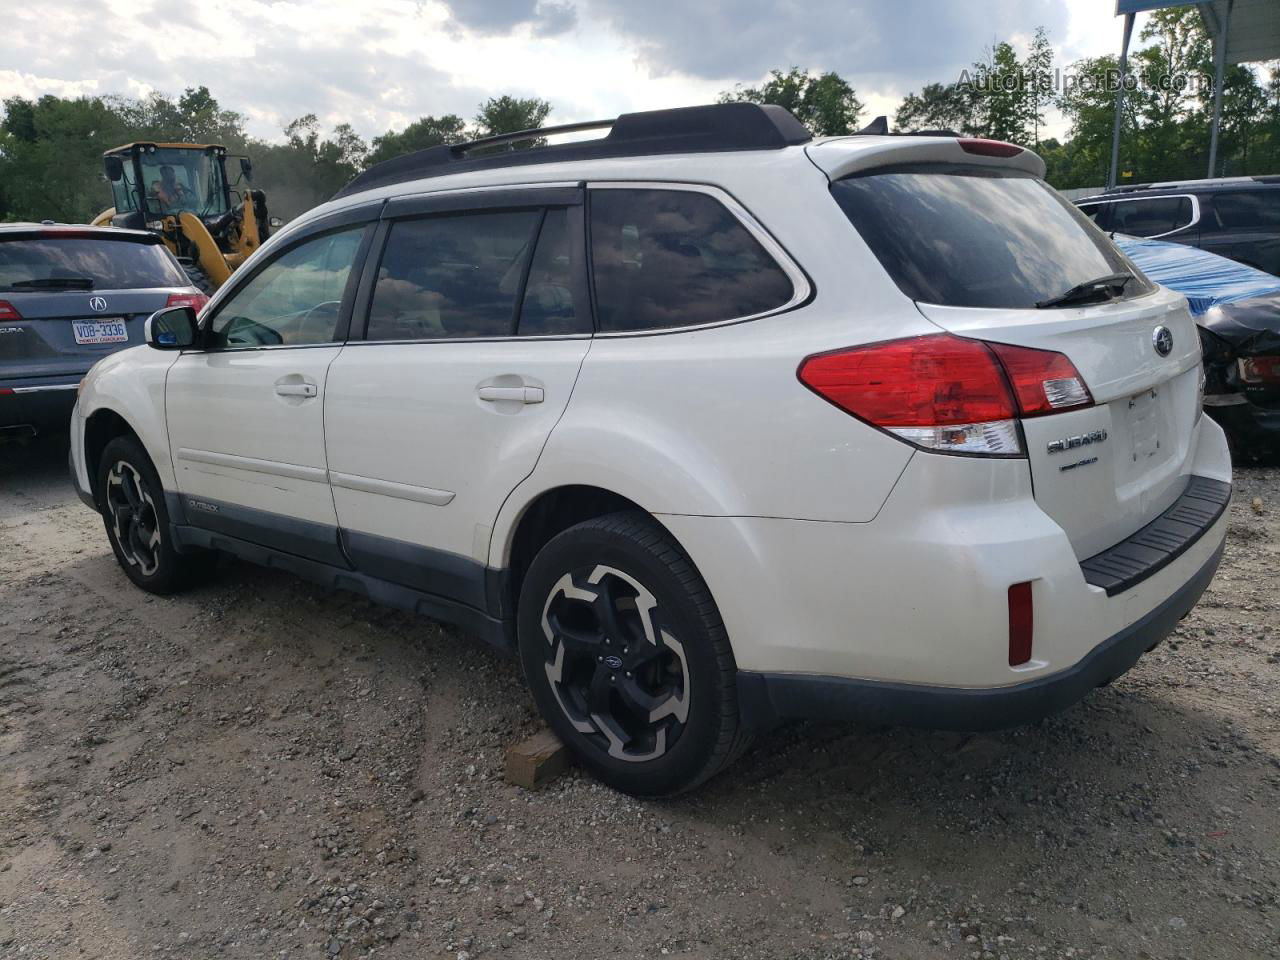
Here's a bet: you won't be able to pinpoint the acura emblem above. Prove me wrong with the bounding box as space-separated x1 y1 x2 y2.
89 296 108 313
1152 325 1173 357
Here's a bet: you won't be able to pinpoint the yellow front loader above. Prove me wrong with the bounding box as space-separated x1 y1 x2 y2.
92 142 276 292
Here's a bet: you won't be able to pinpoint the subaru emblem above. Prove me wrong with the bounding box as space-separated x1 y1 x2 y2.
1152 325 1173 357
603 655 624 670
89 296 108 313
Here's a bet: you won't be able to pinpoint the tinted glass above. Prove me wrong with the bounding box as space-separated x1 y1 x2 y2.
518 208 584 336
367 211 542 341
207 227 363 348
831 166 1143 309
1077 202 1108 226
0 237 187 291
1110 197 1192 237
590 189 793 332
1212 191 1280 229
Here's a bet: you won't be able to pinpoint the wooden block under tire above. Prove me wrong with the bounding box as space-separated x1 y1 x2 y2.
505 729 572 790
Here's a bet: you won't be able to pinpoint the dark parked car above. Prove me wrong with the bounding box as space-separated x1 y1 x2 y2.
1076 176 1280 277
1112 231 1280 457
0 224 206 437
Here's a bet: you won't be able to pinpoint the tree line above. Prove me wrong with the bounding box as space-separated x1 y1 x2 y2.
0 89 551 224
2 6 1277 226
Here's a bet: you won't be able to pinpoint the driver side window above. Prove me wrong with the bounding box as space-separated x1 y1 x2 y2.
206 227 364 349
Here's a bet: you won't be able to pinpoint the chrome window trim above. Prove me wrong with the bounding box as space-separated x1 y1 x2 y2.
1086 193 1201 239
586 180 813 338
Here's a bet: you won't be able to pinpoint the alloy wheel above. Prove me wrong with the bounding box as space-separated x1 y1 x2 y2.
105 460 162 577
540 564 690 762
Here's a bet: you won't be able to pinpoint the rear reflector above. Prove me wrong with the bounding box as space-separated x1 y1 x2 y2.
1008 582 1034 666
0 300 21 322
166 292 209 313
958 138 1024 158
797 334 1093 457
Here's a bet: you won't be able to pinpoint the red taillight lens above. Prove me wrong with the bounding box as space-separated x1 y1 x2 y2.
958 138 1024 158
988 342 1094 416
0 300 22 322
1008 581 1034 666
166 292 209 313
1238 355 1280 385
798 334 1093 457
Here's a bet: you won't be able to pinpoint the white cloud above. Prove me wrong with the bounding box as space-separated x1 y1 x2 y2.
0 0 1159 145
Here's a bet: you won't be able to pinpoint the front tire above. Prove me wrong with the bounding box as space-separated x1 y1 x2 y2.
97 436 214 595
517 512 749 797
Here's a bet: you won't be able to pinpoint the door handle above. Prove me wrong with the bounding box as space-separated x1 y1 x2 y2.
477 385 544 404
275 382 318 398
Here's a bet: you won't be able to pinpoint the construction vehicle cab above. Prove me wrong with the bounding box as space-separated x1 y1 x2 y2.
96 142 273 292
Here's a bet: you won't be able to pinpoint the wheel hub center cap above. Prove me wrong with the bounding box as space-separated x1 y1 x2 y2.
603 654 624 670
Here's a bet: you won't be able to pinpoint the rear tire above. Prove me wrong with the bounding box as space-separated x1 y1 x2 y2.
97 436 216 595
517 511 750 797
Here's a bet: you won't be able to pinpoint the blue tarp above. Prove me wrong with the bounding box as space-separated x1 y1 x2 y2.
1112 233 1280 316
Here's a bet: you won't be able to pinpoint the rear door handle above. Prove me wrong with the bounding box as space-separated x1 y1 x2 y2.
275 382 318 398
477 385 544 404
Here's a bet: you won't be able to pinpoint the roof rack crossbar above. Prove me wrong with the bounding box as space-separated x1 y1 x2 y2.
450 118 615 156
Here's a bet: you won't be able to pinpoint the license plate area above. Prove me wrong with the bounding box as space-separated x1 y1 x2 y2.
1125 387 1163 463
73 319 128 345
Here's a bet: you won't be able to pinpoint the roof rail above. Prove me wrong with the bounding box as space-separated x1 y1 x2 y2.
333 102 812 200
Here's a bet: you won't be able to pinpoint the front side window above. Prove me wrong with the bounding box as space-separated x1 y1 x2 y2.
589 188 794 332
1110 197 1193 237
206 227 363 348
831 166 1150 309
366 210 543 341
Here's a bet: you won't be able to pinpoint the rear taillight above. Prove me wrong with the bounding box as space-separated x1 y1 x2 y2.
988 341 1094 416
0 300 22 322
166 292 209 313
1238 355 1280 385
797 334 1093 457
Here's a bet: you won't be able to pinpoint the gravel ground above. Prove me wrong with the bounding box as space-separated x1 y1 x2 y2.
1 433 1277 960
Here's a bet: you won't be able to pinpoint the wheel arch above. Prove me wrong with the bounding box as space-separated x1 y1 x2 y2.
83 407 144 506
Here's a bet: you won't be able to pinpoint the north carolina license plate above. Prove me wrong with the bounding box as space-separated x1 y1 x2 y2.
73 320 128 345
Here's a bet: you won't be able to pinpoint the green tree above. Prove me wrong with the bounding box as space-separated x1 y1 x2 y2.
474 96 551 140
719 67 863 136
1025 27 1055 147
894 82 980 135
366 114 466 166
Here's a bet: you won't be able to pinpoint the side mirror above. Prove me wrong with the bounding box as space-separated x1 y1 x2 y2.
104 156 125 182
239 156 253 179
145 306 199 350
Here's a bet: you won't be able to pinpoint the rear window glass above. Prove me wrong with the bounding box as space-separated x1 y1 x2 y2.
1212 191 1280 229
0 236 187 291
589 188 794 332
831 166 1146 309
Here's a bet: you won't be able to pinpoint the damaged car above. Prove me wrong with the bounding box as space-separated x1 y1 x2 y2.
1114 232 1280 458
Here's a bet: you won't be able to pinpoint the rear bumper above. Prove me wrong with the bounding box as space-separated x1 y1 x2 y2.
0 376 80 432
737 538 1224 731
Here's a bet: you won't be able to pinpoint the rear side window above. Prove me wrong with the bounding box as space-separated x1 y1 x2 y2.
1212 191 1280 229
0 236 188 291
589 188 794 332
1076 202 1109 227
831 166 1145 309
367 211 542 341
1110 197 1193 237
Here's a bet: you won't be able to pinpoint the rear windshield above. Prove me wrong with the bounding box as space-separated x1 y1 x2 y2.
0 235 188 291
831 165 1148 309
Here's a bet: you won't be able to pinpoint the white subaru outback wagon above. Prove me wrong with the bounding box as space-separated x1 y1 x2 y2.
71 104 1232 796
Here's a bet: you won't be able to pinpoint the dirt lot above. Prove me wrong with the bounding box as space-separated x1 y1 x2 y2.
0 434 1277 960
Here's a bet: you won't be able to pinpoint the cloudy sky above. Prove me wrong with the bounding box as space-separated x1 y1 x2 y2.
3 0 1145 143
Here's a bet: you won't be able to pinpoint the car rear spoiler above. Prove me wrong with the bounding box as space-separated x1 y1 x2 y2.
806 136 1046 181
